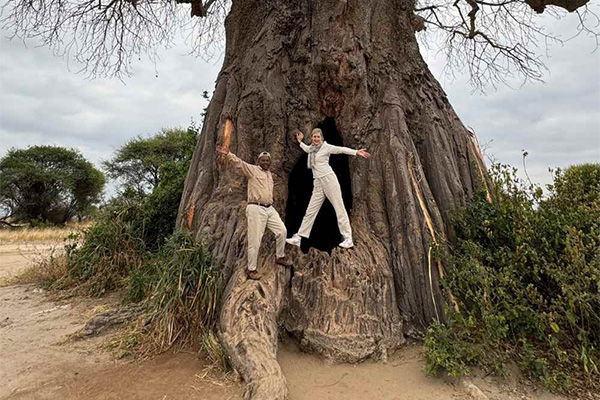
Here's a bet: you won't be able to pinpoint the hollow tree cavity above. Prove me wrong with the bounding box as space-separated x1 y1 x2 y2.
285 117 352 253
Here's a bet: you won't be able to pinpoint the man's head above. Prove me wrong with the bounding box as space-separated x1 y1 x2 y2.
311 128 323 146
257 151 271 171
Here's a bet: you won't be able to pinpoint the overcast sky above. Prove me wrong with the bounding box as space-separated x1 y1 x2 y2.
1 8 599 199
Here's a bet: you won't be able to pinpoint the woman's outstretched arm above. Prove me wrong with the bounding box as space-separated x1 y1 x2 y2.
327 144 371 158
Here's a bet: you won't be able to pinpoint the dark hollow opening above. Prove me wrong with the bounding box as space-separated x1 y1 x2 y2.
285 117 352 253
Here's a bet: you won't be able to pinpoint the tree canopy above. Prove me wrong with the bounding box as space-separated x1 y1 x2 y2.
0 146 105 224
1 0 597 89
103 127 199 194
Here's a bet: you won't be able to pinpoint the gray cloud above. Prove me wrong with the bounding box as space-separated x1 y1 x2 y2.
0 33 221 165
1 9 599 199
423 14 600 187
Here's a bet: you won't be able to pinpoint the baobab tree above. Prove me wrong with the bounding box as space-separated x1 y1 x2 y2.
3 0 597 398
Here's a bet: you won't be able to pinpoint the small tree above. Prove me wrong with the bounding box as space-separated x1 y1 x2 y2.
0 146 105 224
100 125 199 249
103 127 199 194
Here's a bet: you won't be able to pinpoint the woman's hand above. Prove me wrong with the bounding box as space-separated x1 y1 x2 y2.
296 131 304 144
357 149 371 159
216 145 230 156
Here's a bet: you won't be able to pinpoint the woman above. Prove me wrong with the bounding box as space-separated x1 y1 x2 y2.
286 128 371 249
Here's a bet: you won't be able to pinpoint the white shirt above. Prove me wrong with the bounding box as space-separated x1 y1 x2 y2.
299 141 358 179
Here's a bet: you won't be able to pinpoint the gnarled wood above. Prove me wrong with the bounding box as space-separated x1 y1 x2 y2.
219 256 290 400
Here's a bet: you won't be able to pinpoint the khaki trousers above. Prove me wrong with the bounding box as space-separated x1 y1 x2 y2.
297 173 352 240
246 204 287 271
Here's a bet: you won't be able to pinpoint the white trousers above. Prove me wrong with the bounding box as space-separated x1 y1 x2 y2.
246 204 287 271
297 173 352 240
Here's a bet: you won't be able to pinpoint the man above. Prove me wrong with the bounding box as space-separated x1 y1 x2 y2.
216 145 292 280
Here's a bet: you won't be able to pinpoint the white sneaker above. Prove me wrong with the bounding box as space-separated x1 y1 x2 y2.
339 237 354 249
286 234 301 247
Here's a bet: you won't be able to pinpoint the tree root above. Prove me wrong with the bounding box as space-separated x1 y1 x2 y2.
219 257 291 400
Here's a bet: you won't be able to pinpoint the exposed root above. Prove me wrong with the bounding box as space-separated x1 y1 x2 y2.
219 257 290 400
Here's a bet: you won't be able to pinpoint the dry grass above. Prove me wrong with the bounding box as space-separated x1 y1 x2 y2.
0 222 91 244
7 252 69 287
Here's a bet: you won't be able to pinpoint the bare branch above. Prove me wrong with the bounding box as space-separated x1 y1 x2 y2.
525 0 589 13
1 0 229 78
415 0 599 91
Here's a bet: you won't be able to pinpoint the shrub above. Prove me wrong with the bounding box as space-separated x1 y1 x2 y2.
141 232 224 353
60 199 149 295
424 163 600 393
51 125 198 294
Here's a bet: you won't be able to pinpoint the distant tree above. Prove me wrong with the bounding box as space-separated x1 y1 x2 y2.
0 146 105 224
103 127 198 194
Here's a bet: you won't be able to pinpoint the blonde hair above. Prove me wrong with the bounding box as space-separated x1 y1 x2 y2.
311 128 323 138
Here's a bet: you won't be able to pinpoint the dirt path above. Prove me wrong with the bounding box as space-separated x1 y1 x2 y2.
0 284 244 400
0 244 575 400
0 243 60 281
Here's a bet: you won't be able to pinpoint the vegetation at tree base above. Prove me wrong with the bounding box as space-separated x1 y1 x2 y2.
0 146 105 224
50 125 199 292
23 125 226 358
425 163 600 393
135 232 224 354
103 127 198 194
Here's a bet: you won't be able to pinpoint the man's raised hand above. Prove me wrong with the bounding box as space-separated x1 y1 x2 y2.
216 145 230 156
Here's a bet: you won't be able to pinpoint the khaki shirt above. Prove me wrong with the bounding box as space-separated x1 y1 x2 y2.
228 153 274 205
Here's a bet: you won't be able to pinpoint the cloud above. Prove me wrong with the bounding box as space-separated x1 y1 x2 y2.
421 13 600 187
1 8 598 199
0 32 222 166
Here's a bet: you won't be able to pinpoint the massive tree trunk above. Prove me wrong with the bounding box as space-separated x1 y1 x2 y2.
177 0 489 398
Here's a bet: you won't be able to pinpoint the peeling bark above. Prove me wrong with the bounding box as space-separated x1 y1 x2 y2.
177 0 489 398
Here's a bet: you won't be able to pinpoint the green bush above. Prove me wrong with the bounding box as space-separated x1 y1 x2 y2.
30 125 226 357
55 125 198 295
59 199 149 295
135 158 191 251
425 163 600 393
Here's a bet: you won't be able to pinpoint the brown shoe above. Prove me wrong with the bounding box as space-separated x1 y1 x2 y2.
246 269 260 280
276 256 292 267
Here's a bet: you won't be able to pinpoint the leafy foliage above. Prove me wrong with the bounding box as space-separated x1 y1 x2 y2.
53 125 198 294
103 127 197 194
0 146 105 224
425 163 600 393
60 200 150 295
7 131 225 363
22 125 225 358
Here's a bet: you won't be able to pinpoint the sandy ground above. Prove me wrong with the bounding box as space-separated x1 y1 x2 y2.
0 243 579 400
0 242 61 281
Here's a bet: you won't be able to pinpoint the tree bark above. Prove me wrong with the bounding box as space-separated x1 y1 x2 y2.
177 0 489 398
